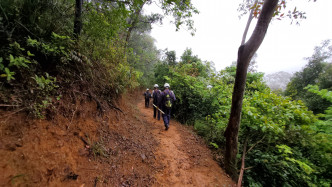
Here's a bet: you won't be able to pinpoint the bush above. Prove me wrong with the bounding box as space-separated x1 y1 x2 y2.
154 61 331 186
0 0 142 118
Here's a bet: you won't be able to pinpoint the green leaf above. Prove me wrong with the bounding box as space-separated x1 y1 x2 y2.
27 51 35 56
4 68 15 81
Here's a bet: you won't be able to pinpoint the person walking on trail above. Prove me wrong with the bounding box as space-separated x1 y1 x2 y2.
160 83 176 130
152 84 162 120
144 89 151 108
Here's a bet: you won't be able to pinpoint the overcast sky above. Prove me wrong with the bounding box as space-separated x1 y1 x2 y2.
144 0 332 74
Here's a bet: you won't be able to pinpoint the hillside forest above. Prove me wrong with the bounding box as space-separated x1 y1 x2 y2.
0 0 331 186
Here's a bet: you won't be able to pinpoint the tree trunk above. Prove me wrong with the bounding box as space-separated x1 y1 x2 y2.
241 0 258 45
74 0 83 38
124 1 146 53
224 0 279 181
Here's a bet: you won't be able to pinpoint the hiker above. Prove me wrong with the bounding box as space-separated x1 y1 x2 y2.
144 88 151 108
160 83 176 130
152 84 162 120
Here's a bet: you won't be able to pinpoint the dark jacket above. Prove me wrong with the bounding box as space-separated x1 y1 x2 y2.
152 89 162 105
144 91 151 100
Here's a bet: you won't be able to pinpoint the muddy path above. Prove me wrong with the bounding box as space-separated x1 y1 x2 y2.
138 100 234 187
0 94 234 186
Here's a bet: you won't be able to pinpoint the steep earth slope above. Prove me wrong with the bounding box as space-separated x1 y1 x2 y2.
0 92 234 186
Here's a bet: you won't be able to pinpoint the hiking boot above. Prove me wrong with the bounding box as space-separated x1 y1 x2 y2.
165 126 169 130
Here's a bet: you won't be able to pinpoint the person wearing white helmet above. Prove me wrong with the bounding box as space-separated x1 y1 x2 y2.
152 84 162 120
160 83 176 130
143 88 151 108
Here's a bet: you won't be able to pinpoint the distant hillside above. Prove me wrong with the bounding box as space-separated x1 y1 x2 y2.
264 71 293 91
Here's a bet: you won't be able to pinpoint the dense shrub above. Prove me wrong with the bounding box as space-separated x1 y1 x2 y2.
155 57 331 185
0 0 141 117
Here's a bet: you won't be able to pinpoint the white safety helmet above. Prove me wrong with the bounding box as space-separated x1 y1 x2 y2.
154 84 159 88
146 88 149 91
164 83 170 88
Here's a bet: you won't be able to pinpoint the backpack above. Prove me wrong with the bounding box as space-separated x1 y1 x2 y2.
145 92 150 99
165 91 173 108
153 90 161 103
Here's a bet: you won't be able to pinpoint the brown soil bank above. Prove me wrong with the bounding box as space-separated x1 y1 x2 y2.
0 92 234 186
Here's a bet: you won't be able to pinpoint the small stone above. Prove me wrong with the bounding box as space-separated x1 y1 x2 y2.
16 138 23 147
57 140 64 147
141 153 146 161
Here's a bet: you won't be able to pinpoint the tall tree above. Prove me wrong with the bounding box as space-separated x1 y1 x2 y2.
285 40 332 113
180 48 200 64
225 0 312 181
124 0 147 50
163 49 177 66
123 0 199 51
74 0 83 38
224 0 278 180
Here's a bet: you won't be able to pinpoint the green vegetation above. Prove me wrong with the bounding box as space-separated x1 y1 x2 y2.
154 47 331 186
0 0 197 116
285 40 332 114
0 0 331 186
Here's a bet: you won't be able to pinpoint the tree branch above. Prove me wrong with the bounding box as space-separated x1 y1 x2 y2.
244 0 278 57
241 0 258 45
0 104 21 107
244 166 254 170
14 20 39 39
237 136 249 187
246 135 266 154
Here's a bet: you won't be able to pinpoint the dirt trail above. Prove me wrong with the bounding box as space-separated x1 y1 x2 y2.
0 93 234 186
138 100 234 187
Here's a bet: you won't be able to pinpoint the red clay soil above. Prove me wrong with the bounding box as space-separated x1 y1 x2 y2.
0 92 234 186
139 100 234 187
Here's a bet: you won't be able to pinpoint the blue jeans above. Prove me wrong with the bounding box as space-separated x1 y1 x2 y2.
162 108 171 127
